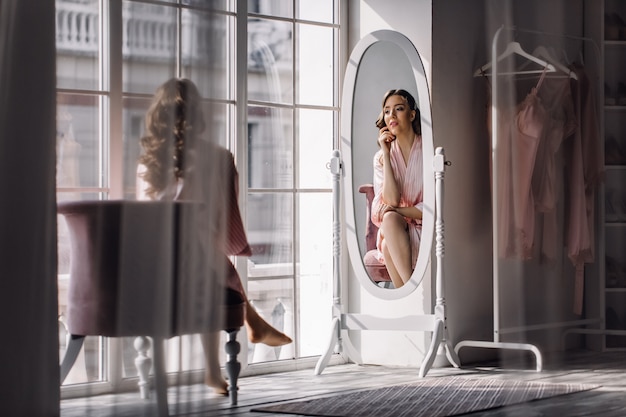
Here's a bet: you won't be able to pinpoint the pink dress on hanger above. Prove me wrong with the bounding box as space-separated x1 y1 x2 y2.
532 76 577 261
491 70 548 260
371 134 424 268
566 64 603 314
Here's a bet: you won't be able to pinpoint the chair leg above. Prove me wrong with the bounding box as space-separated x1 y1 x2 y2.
152 337 169 417
224 329 241 406
134 336 153 400
60 335 85 384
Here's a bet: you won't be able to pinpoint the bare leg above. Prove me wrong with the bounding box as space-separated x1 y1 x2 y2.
380 212 412 284
245 302 293 347
200 332 228 395
224 258 293 347
382 241 404 288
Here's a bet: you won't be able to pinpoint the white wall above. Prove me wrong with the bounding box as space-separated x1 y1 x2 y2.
345 0 591 368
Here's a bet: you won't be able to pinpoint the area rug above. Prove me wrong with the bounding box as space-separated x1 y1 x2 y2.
252 375 599 417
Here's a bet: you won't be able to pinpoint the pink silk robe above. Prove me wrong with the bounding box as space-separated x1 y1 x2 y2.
371 135 423 268
137 142 251 297
487 65 602 315
566 64 603 314
490 71 548 261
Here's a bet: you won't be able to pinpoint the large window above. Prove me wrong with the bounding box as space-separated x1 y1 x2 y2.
56 0 340 393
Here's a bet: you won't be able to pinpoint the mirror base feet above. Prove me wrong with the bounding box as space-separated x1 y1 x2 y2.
419 319 460 378
454 340 543 372
314 316 364 376
314 318 339 375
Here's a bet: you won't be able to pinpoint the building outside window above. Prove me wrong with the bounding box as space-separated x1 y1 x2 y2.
56 0 340 395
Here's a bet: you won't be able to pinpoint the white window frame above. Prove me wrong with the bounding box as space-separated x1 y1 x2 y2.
58 0 347 398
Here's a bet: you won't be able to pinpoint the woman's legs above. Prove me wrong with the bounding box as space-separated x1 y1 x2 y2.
380 211 412 284
200 332 228 395
245 302 292 347
224 258 292 347
381 240 405 288
200 302 291 396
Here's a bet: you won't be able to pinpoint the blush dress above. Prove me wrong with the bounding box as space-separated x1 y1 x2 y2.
371 134 424 268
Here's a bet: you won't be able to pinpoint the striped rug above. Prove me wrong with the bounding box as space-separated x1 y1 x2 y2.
252 376 598 417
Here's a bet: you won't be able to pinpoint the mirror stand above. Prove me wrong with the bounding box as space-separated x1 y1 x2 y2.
315 148 460 377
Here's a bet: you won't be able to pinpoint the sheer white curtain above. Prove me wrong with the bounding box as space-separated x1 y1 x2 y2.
0 1 60 416
1 1 238 415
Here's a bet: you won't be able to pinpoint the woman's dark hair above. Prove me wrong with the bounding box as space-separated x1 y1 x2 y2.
138 78 206 199
375 89 421 135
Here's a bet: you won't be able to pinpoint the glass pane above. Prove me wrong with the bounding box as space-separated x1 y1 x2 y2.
122 337 142 377
210 102 233 150
122 96 151 199
248 0 293 18
121 336 206 377
246 278 294 363
297 193 333 357
247 193 293 268
248 18 293 104
56 0 100 90
182 10 233 101
123 2 177 94
297 24 334 106
183 0 234 12
298 108 334 189
58 334 104 384
57 214 72 277
248 106 293 189
57 93 104 189
179 335 206 372
297 0 334 23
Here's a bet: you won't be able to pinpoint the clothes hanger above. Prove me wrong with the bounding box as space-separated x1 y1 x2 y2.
532 45 577 80
473 41 556 77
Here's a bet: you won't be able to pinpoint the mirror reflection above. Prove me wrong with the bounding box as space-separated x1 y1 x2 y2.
367 89 424 289
344 32 434 295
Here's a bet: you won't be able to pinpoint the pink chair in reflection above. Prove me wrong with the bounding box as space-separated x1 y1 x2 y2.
57 200 244 415
358 184 392 284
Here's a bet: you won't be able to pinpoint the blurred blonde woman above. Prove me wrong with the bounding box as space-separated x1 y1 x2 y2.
137 78 291 395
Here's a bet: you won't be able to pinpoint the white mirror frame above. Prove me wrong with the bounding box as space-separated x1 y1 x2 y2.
342 29 435 300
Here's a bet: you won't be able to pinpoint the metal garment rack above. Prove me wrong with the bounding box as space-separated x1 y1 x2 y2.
454 25 602 370
315 148 460 378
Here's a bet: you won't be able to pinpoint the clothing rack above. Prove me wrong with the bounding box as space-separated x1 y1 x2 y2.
454 25 602 370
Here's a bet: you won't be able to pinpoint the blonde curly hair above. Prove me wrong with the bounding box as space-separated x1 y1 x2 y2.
138 78 206 199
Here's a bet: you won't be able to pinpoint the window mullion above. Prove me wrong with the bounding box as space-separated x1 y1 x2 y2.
105 0 124 389
235 0 249 282
107 0 123 199
291 4 299 357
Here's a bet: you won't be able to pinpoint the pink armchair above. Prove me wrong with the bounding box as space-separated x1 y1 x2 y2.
358 184 391 283
57 200 244 415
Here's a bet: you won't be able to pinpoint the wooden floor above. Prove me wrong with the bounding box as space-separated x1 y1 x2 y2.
61 349 626 416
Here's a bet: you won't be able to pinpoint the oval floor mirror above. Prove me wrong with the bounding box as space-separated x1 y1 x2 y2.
315 29 459 377
343 29 434 300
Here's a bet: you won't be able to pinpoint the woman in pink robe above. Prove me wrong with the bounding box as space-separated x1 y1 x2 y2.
371 89 424 288
136 78 291 395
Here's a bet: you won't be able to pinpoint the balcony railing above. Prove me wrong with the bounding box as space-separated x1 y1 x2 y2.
56 1 99 55
55 2 214 61
56 1 289 66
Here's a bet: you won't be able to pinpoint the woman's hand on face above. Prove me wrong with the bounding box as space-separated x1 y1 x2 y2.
378 127 395 152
